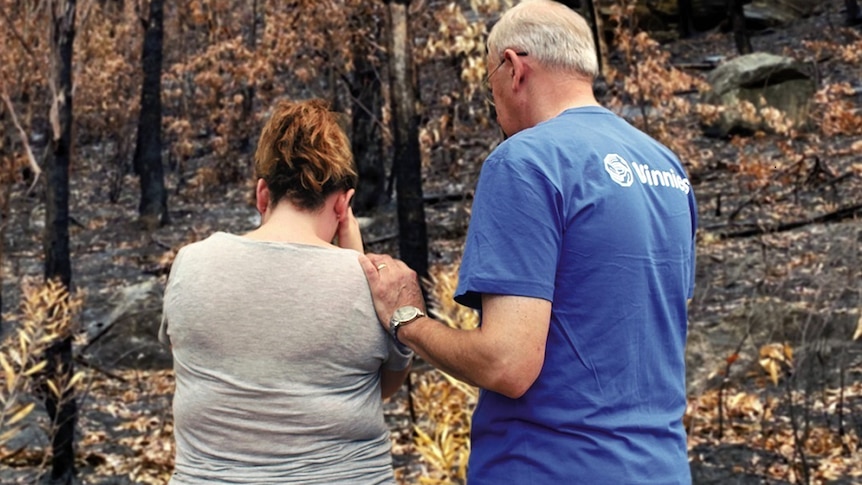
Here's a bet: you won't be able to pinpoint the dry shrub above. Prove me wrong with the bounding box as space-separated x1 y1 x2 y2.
418 2 490 172
0 279 83 449
424 261 479 332
163 0 365 186
411 371 475 484
1 0 142 198
686 384 862 482
74 1 140 144
164 36 260 185
695 93 804 139
411 260 479 483
803 31 862 69
604 1 709 172
813 82 862 137
75 2 142 200
0 1 54 188
0 2 52 120
421 2 494 102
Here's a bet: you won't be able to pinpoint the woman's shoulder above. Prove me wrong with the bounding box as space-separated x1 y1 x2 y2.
172 231 235 257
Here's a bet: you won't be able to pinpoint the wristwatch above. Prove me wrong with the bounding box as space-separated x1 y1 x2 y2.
390 305 425 346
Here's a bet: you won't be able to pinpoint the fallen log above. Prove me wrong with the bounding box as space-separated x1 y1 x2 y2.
719 202 862 239
423 191 473 205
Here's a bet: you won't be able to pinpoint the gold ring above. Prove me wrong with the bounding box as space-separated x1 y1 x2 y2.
376 263 387 271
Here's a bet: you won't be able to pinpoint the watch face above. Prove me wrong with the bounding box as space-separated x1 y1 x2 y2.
393 306 420 322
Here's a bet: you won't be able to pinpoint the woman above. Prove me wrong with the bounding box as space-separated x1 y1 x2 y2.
159 99 412 484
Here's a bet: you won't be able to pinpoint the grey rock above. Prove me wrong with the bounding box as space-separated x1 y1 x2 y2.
701 52 816 137
745 0 820 28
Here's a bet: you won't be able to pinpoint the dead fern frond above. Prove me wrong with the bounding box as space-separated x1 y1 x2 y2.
423 259 479 331
0 278 83 447
414 261 479 483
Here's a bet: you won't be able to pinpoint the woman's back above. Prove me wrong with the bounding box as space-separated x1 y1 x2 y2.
161 232 401 484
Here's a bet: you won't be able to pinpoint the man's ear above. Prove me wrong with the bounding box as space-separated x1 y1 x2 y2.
334 188 355 220
256 179 270 217
509 49 528 91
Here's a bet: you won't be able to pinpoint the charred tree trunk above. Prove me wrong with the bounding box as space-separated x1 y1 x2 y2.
558 0 583 13
133 0 168 230
679 0 695 38
558 0 605 78
43 1 77 483
384 0 428 278
350 4 386 214
241 0 259 146
728 0 752 54
585 0 607 79
847 0 862 25
0 170 9 335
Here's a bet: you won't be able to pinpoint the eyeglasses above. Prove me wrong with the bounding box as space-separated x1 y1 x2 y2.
484 51 528 107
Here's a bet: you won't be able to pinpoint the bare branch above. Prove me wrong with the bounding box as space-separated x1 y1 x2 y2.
721 202 862 239
0 6 37 58
0 88 43 193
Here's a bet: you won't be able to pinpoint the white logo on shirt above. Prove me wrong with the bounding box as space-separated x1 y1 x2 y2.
604 154 633 187
603 153 691 195
631 162 691 195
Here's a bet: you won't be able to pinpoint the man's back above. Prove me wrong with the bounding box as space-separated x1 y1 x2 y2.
456 106 697 483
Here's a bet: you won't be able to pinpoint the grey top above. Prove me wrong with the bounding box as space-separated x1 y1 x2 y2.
160 232 411 484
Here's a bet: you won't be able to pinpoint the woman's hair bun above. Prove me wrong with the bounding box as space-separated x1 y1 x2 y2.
254 99 357 210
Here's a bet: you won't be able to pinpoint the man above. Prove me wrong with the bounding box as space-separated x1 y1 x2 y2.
359 0 697 482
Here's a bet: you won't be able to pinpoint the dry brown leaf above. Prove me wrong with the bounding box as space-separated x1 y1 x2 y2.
6 402 35 426
853 312 862 341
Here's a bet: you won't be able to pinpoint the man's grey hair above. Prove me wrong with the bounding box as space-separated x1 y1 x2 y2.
487 0 599 79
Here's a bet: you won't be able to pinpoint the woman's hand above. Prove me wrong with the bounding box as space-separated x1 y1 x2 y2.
335 190 363 252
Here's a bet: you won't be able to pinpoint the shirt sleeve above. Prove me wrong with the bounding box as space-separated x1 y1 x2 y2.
686 188 699 299
455 153 562 310
383 337 414 371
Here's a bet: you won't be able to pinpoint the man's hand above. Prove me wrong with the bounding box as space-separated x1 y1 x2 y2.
358 253 426 330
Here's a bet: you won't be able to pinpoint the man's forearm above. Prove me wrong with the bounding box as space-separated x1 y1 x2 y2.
396 316 512 394
397 317 481 385
396 295 550 399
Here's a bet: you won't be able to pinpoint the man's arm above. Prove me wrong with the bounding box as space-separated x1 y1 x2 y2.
401 293 549 398
358 254 551 399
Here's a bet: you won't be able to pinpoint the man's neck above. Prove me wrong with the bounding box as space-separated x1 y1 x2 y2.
524 73 600 128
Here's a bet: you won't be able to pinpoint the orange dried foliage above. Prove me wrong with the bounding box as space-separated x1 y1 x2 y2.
604 1 708 172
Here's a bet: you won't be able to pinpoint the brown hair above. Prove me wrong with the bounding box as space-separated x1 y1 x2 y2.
254 98 357 210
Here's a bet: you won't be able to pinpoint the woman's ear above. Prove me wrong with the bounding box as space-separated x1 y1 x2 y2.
256 179 270 217
334 188 355 221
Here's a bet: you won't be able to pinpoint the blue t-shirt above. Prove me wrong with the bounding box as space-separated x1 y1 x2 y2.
455 106 697 484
